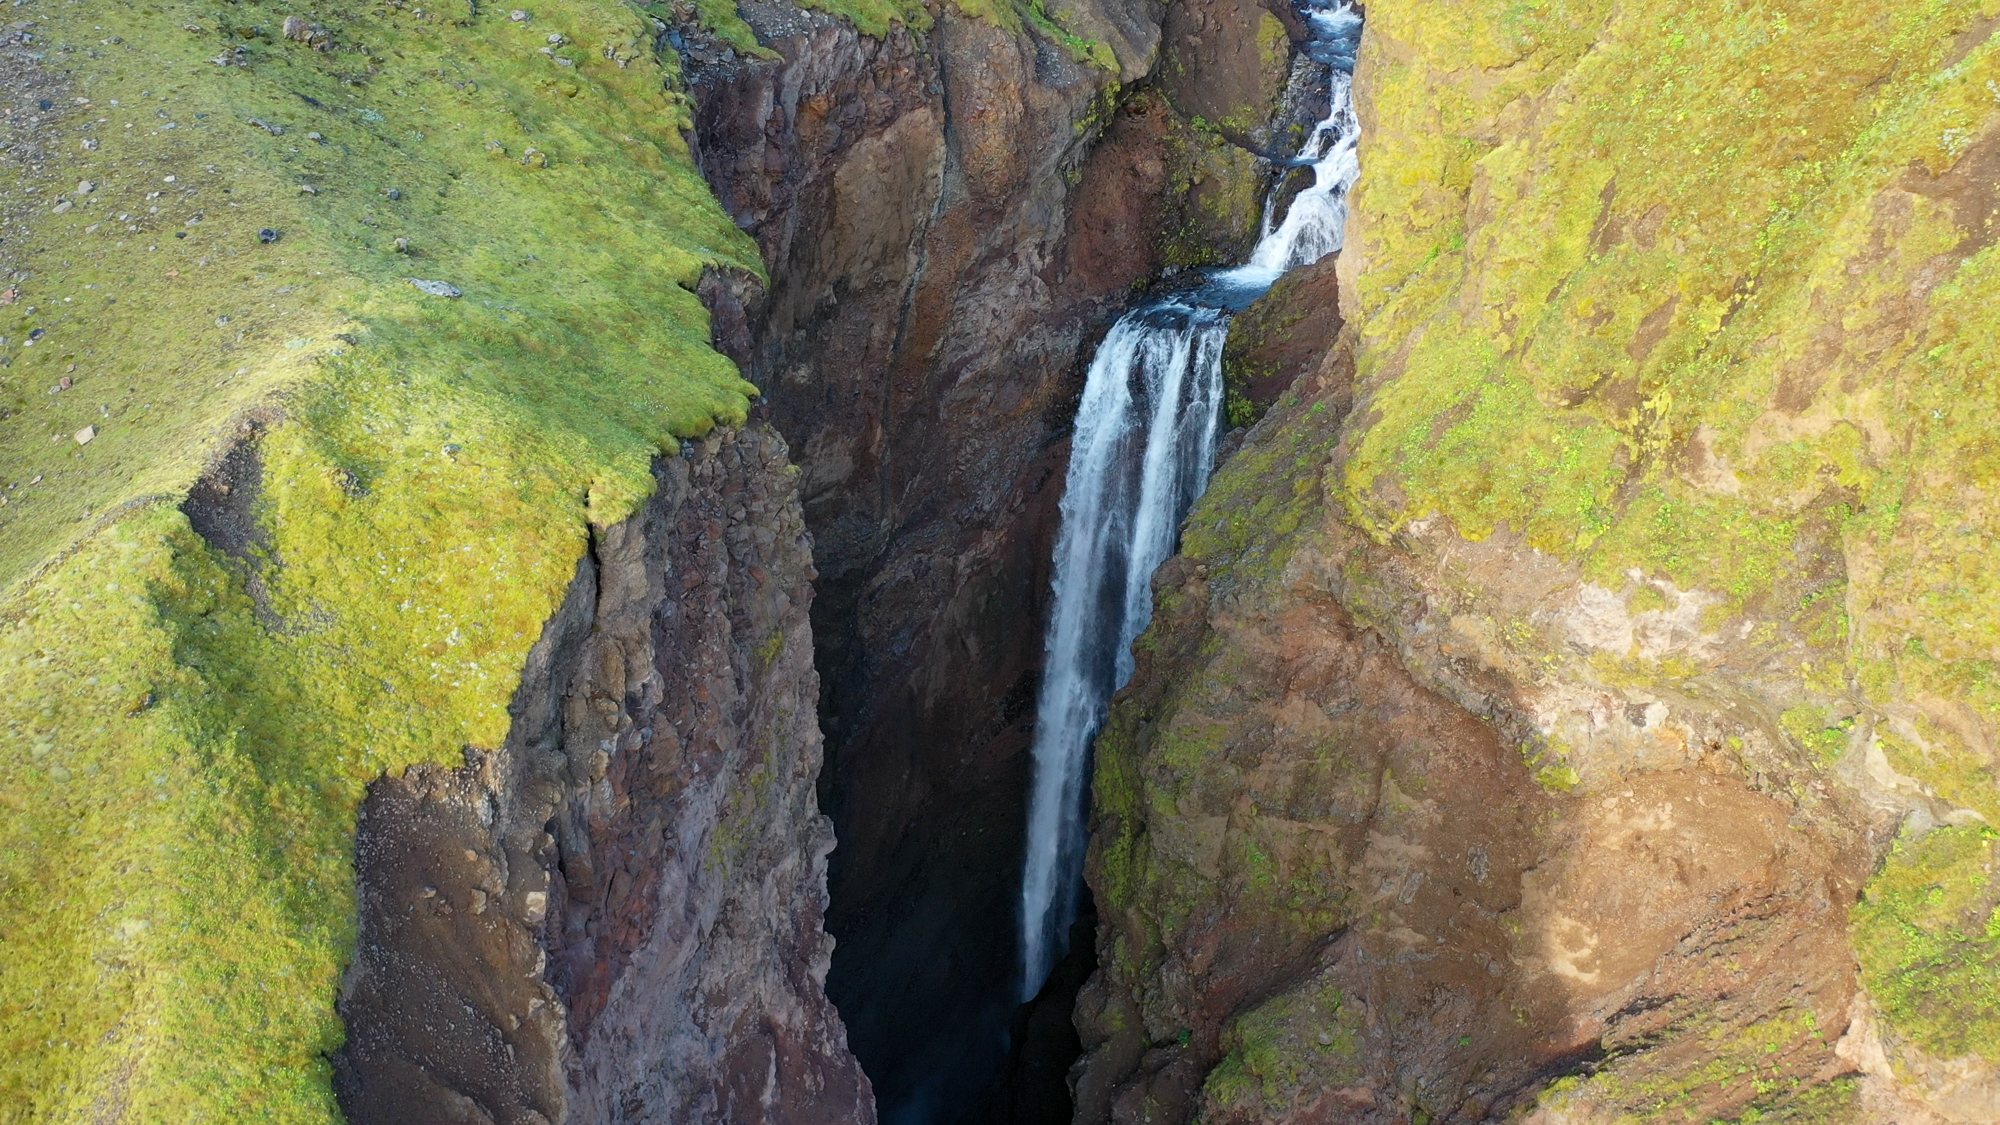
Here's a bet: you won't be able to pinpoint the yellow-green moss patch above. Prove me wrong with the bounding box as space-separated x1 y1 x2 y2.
1853 824 2000 1064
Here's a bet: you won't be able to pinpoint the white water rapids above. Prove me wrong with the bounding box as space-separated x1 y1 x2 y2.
1017 0 1366 999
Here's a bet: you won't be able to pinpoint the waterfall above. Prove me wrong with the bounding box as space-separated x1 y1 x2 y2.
1018 0 1367 999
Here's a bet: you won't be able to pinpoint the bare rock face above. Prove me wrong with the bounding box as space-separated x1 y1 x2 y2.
684 2 1180 1114
334 425 871 1125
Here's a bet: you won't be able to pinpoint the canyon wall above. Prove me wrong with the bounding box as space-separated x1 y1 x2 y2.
1077 2 2000 1122
675 0 1303 1112
333 425 867 1125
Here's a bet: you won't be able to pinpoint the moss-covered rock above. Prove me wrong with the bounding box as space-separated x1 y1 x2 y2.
1335 0 2000 1078
1083 0 2000 1119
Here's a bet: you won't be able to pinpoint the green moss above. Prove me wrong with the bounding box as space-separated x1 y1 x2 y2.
1529 1007 1849 1123
1340 0 2000 835
1852 824 2000 1063
0 0 770 1118
1878 721 1999 824
1776 705 1850 765
1202 980 1362 1115
1156 112 1264 268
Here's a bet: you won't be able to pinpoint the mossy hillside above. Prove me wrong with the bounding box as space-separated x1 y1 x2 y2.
1343 0 2000 687
1337 0 2000 1058
718 0 1116 68
0 0 774 1119
1851 825 2000 1065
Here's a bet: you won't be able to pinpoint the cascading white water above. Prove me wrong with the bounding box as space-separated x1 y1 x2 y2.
1018 0 1368 999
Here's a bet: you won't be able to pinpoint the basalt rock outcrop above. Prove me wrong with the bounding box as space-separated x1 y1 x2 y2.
334 425 869 1125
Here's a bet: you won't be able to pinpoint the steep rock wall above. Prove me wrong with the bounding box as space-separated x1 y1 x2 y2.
677 0 1325 1112
334 425 870 1125
1078 2 2000 1123
683 2 1175 1114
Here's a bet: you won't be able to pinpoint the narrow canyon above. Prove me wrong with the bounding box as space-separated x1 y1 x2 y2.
2 1 1998 1124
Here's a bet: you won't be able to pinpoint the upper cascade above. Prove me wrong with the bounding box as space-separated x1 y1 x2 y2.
1017 0 1368 999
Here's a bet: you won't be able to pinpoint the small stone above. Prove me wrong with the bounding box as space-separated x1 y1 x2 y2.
520 147 547 168
248 117 285 136
470 890 488 914
510 9 531 20
442 443 462 456
408 278 462 298
306 131 325 143
80 138 98 151
0 287 17 305
74 425 95 445
216 316 232 327
384 187 401 201
420 885 437 898
393 236 410 253
51 200 71 214
57 376 72 390
484 139 507 157
546 32 566 45
283 15 309 39
258 228 280 243
76 180 94 194
298 183 318 194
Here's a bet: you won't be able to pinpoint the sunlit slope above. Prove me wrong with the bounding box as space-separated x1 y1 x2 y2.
0 0 764 1119
1344 0 2000 1087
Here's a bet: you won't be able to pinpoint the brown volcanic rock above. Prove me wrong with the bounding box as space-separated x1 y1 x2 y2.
334 427 869 1125
1222 254 1343 426
685 1 1179 1111
678 0 1328 1111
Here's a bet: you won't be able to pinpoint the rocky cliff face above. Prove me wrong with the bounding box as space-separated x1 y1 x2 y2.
334 424 869 1125
674 0 1336 1112
682 1 1160 1113
1077 2 2000 1122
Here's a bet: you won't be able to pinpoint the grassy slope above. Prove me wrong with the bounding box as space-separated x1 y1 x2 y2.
0 0 1128 1114
1340 0 2000 1088
0 0 771 1119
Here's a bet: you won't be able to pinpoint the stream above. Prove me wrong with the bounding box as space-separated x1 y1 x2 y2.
1018 0 1367 999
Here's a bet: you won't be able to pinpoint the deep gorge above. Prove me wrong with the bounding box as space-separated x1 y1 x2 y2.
5 1 2000 1123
